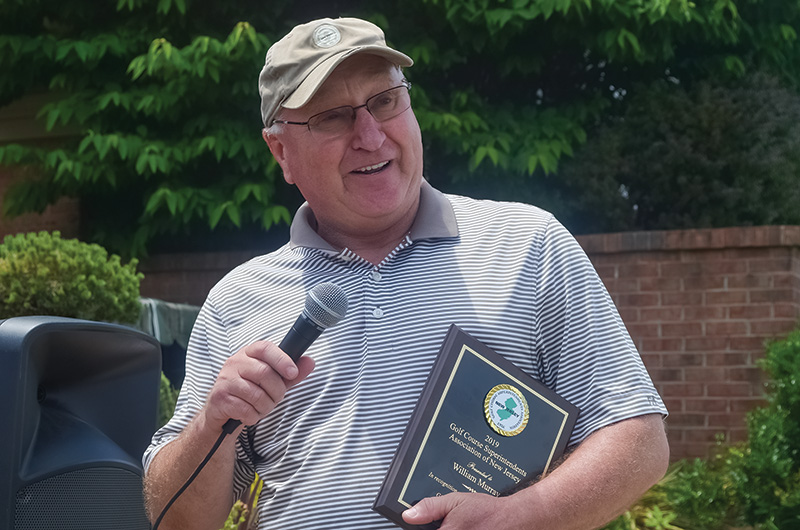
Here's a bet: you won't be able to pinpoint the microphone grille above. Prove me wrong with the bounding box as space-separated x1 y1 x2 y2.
304 282 349 329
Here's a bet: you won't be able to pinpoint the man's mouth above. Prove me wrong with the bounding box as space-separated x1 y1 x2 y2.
352 161 390 175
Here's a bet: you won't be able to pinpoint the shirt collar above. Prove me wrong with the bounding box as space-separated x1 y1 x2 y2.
288 180 459 251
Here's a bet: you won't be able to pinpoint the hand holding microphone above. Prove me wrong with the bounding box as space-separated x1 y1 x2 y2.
153 282 348 530
221 282 349 432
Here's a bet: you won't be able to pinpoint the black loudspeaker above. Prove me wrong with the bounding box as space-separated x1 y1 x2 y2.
0 316 161 530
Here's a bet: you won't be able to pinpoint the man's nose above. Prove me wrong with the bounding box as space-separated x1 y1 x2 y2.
349 106 386 151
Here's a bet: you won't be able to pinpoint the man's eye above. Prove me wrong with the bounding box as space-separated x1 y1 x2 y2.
314 109 350 125
372 94 396 110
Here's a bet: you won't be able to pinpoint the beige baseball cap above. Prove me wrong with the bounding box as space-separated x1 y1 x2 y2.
258 17 413 127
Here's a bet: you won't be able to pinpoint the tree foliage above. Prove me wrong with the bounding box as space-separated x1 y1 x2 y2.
1 0 799 254
547 71 800 234
0 0 295 255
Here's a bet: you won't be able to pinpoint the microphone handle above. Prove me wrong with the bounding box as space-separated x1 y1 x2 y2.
222 313 324 433
280 313 324 362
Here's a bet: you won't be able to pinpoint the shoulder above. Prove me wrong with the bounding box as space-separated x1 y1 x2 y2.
444 193 564 247
447 193 555 230
205 243 301 304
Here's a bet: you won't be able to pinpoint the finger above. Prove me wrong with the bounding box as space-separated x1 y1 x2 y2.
286 356 315 389
239 345 314 396
402 494 467 525
244 341 300 380
212 344 316 424
234 372 286 416
203 378 267 429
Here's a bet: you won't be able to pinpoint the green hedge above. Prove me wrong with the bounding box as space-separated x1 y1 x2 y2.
0 230 143 323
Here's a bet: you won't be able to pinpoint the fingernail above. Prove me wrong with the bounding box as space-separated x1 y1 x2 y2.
404 507 418 518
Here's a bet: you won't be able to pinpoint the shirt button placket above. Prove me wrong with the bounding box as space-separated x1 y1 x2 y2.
370 269 384 319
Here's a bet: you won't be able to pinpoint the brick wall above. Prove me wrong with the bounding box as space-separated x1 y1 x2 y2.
0 165 81 240
139 251 262 306
576 226 800 460
0 93 79 240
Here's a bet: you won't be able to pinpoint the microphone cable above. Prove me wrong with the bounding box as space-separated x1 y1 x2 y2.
151 418 241 530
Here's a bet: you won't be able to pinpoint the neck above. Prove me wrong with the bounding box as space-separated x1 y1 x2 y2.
319 220 413 266
316 198 419 266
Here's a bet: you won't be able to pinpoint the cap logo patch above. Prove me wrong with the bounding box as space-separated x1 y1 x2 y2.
313 24 341 48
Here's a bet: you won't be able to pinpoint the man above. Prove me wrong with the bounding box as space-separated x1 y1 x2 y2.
143 17 669 530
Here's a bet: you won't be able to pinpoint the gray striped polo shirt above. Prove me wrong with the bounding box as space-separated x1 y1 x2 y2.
144 181 666 529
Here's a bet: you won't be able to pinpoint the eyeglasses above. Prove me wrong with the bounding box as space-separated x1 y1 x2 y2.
273 81 412 139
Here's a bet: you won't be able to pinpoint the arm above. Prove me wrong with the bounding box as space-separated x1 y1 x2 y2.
143 341 315 530
403 413 669 530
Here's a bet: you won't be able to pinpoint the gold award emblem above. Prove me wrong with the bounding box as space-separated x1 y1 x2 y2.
484 384 529 437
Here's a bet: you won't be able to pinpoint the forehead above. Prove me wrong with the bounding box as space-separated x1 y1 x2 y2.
305 55 401 107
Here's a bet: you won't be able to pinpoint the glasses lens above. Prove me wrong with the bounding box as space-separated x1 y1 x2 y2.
307 85 411 139
308 107 355 136
367 86 410 122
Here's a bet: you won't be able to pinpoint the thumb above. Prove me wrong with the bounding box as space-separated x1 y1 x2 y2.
402 493 467 526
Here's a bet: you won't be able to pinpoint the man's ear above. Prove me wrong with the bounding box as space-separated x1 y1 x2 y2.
262 128 294 185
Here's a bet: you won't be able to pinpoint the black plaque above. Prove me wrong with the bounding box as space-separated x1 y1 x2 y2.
373 325 579 529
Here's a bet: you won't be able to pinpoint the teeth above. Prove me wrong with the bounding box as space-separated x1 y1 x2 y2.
355 161 388 173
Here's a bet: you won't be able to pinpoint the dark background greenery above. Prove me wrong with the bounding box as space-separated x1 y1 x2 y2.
1 0 799 256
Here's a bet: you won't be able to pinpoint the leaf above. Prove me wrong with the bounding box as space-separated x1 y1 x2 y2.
208 202 227 228
724 55 746 76
135 153 148 174
617 28 641 55
233 183 253 203
471 145 488 170
780 24 797 42
226 203 241 227
486 145 500 165
208 64 220 83
144 189 167 215
527 154 539 174
74 41 92 62
165 190 178 215
539 151 558 174
55 42 71 62
78 135 93 154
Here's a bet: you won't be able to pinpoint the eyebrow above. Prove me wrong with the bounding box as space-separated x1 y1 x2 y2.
311 65 402 106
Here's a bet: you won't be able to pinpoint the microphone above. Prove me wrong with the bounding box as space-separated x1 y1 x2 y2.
152 283 348 530
280 281 349 361
222 282 348 433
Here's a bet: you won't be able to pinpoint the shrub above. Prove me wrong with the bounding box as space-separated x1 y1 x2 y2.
602 328 800 530
600 468 680 530
158 373 179 428
0 230 142 323
662 450 742 530
728 329 800 529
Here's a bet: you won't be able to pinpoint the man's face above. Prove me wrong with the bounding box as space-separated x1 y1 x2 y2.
265 54 424 245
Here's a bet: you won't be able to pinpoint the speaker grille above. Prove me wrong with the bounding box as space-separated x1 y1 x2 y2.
15 468 150 530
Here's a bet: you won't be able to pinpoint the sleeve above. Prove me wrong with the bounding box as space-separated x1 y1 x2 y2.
142 297 257 500
531 216 668 446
